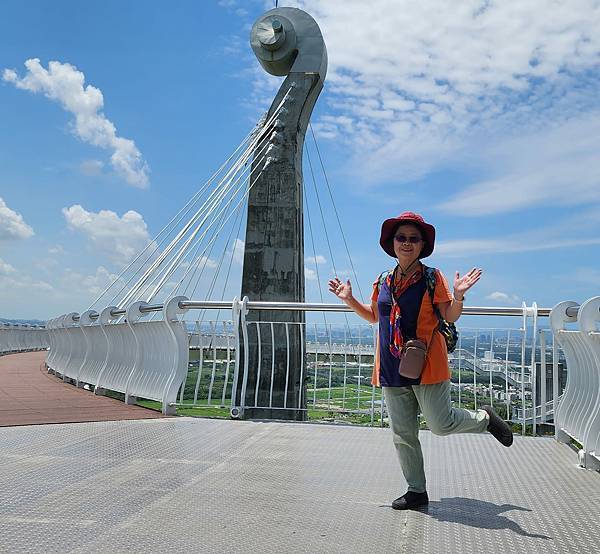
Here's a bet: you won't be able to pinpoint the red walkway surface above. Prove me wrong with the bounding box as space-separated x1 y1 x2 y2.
0 351 167 427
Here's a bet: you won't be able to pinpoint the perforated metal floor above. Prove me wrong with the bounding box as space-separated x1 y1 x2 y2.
1 417 598 553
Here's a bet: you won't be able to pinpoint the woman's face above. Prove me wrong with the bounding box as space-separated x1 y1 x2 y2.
393 223 424 265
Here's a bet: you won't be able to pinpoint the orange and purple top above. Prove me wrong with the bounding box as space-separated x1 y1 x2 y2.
371 267 453 387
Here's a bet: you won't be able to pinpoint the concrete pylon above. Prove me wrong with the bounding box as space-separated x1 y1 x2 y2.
239 7 327 420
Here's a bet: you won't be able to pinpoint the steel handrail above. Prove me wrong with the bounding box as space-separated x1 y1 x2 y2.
62 301 589 323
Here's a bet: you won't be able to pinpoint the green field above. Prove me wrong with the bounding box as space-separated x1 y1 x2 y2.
135 383 387 426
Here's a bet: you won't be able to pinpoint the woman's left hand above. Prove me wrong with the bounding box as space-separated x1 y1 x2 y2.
454 268 482 299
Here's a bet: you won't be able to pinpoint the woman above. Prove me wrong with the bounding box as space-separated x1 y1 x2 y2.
328 211 513 511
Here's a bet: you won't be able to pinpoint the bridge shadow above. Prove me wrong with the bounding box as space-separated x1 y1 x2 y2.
423 497 551 540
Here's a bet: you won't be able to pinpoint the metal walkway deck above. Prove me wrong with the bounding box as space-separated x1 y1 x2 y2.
1 417 598 553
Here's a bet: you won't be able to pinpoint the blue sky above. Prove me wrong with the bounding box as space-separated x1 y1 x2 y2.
1 0 599 321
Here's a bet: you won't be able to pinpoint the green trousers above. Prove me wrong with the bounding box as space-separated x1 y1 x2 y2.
383 381 490 493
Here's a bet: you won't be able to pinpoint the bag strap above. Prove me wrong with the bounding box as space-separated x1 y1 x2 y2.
423 265 445 322
376 269 393 292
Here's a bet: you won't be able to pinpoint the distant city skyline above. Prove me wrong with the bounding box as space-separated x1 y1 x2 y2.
1 0 599 320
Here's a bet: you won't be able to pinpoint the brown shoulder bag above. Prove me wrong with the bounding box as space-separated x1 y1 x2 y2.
398 339 428 379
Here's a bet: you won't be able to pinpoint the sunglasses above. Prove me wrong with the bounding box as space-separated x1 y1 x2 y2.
393 234 423 244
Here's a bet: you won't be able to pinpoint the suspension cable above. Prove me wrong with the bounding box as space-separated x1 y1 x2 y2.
87 122 262 311
306 142 353 332
309 123 364 299
177 132 275 294
303 179 328 329
115 138 257 307
187 158 268 323
177 160 253 299
101 90 291 311
141 147 272 304
213 203 246 323
119 118 278 307
305 147 339 278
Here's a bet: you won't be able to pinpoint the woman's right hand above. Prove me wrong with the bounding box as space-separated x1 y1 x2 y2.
328 277 353 301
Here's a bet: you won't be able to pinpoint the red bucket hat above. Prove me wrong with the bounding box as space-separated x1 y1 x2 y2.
379 212 436 259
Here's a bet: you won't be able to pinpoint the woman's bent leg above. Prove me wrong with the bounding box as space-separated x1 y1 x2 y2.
413 380 489 436
383 386 426 493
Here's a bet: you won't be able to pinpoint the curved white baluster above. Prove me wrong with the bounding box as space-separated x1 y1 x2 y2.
550 300 578 445
94 306 119 394
578 297 600 470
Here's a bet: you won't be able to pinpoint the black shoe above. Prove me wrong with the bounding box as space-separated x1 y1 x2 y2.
482 405 514 447
392 491 429 510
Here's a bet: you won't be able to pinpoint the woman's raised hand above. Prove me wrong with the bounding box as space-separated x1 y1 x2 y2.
454 267 482 298
328 277 353 301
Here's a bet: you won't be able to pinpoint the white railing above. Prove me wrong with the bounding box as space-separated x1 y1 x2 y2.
43 298 574 439
45 297 189 415
551 297 600 470
0 323 48 354
185 321 237 408
177 301 566 434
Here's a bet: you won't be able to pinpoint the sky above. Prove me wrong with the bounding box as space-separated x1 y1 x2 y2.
1 0 599 322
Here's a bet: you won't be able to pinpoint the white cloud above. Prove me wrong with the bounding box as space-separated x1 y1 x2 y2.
217 0 249 19
34 258 59 272
0 263 53 293
436 206 600 257
305 267 317 280
572 267 600 286
48 245 65 255
0 258 16 275
486 291 520 304
79 159 104 177
230 238 245 265
62 204 152 265
62 266 121 296
263 1 600 196
180 256 218 271
332 268 352 279
222 35 244 56
437 114 600 215
0 197 34 240
437 236 600 258
306 254 327 265
3 59 149 188
199 256 218 269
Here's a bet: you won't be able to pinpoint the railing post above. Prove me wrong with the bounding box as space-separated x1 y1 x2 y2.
520 303 528 435
550 300 579 444
458 334 462 408
489 329 494 408
531 302 538 436
76 310 97 388
160 296 190 415
62 313 79 383
95 306 119 395
371 325 377 426
473 330 478 410
124 301 148 406
505 329 510 422
552 333 559 423
238 296 250 417
223 320 233 408
230 296 245 418
540 329 547 424
577 296 600 470
46 318 57 373
192 320 202 406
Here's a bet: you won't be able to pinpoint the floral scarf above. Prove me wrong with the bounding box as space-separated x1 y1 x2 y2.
386 264 423 358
